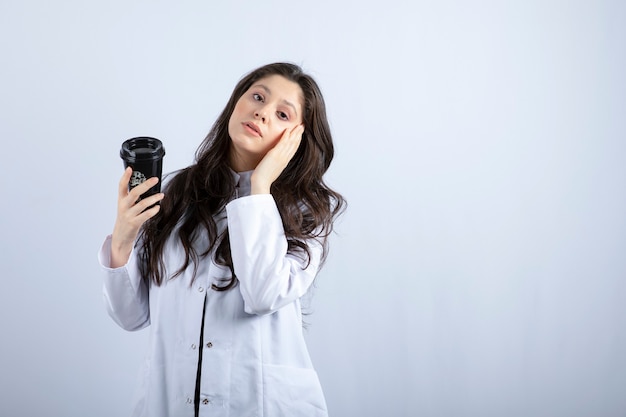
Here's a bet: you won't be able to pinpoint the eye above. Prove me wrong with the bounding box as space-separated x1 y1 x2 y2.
252 93 264 102
277 111 289 121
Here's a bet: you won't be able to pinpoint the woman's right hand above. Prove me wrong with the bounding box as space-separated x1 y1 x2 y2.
110 167 165 268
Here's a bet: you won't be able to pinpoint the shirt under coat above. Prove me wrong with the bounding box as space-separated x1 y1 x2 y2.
98 170 328 417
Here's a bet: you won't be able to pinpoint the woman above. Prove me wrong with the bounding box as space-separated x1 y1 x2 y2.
98 62 345 417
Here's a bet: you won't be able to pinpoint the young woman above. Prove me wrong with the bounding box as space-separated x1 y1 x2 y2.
98 62 345 417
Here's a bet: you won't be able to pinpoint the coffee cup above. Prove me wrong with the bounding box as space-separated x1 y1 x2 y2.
120 136 166 200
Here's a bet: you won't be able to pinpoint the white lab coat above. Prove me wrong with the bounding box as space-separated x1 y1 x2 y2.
98 171 328 417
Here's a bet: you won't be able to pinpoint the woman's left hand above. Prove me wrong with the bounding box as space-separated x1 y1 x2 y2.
251 124 304 194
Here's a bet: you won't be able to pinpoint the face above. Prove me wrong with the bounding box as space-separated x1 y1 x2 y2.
228 74 304 170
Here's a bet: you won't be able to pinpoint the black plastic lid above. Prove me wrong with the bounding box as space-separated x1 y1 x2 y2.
120 137 166 162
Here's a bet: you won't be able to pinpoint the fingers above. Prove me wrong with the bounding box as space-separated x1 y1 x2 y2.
113 190 164 244
118 167 133 198
116 167 163 227
118 169 161 208
273 124 304 158
285 124 304 146
128 177 160 203
134 200 162 224
126 191 165 217
112 169 164 257
250 124 304 195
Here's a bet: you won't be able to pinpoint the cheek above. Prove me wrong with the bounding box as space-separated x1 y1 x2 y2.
265 129 286 148
258 137 280 156
227 106 242 135
229 105 240 122
227 116 235 138
230 99 247 121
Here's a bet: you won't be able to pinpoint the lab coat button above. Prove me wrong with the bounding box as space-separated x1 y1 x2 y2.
206 342 213 348
191 344 197 350
198 287 204 292
202 398 210 405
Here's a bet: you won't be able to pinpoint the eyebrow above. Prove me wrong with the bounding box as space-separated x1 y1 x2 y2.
254 84 299 118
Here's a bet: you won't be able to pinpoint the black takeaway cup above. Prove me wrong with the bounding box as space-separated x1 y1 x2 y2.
120 137 166 201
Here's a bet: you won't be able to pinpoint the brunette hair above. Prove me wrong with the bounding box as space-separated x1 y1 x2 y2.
138 62 345 289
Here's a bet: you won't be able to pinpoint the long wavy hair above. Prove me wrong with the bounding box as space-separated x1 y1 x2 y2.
138 62 345 290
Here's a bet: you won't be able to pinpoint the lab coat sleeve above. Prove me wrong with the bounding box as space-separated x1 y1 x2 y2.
226 194 323 316
98 235 150 331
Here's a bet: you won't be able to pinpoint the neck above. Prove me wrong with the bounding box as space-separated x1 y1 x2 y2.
228 146 260 172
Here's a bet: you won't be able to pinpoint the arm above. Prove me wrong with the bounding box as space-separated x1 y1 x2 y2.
98 235 150 331
229 124 317 314
98 168 164 330
226 195 322 315
110 167 164 267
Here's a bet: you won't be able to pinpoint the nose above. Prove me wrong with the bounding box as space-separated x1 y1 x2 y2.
254 107 267 123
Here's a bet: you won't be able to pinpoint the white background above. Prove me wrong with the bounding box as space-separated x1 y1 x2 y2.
1 1 625 416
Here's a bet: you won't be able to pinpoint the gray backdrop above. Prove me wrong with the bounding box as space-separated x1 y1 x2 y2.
1 1 625 416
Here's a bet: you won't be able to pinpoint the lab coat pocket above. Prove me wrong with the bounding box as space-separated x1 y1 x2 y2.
262 364 328 417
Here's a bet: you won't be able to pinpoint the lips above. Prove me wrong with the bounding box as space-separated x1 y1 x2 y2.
244 122 262 137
